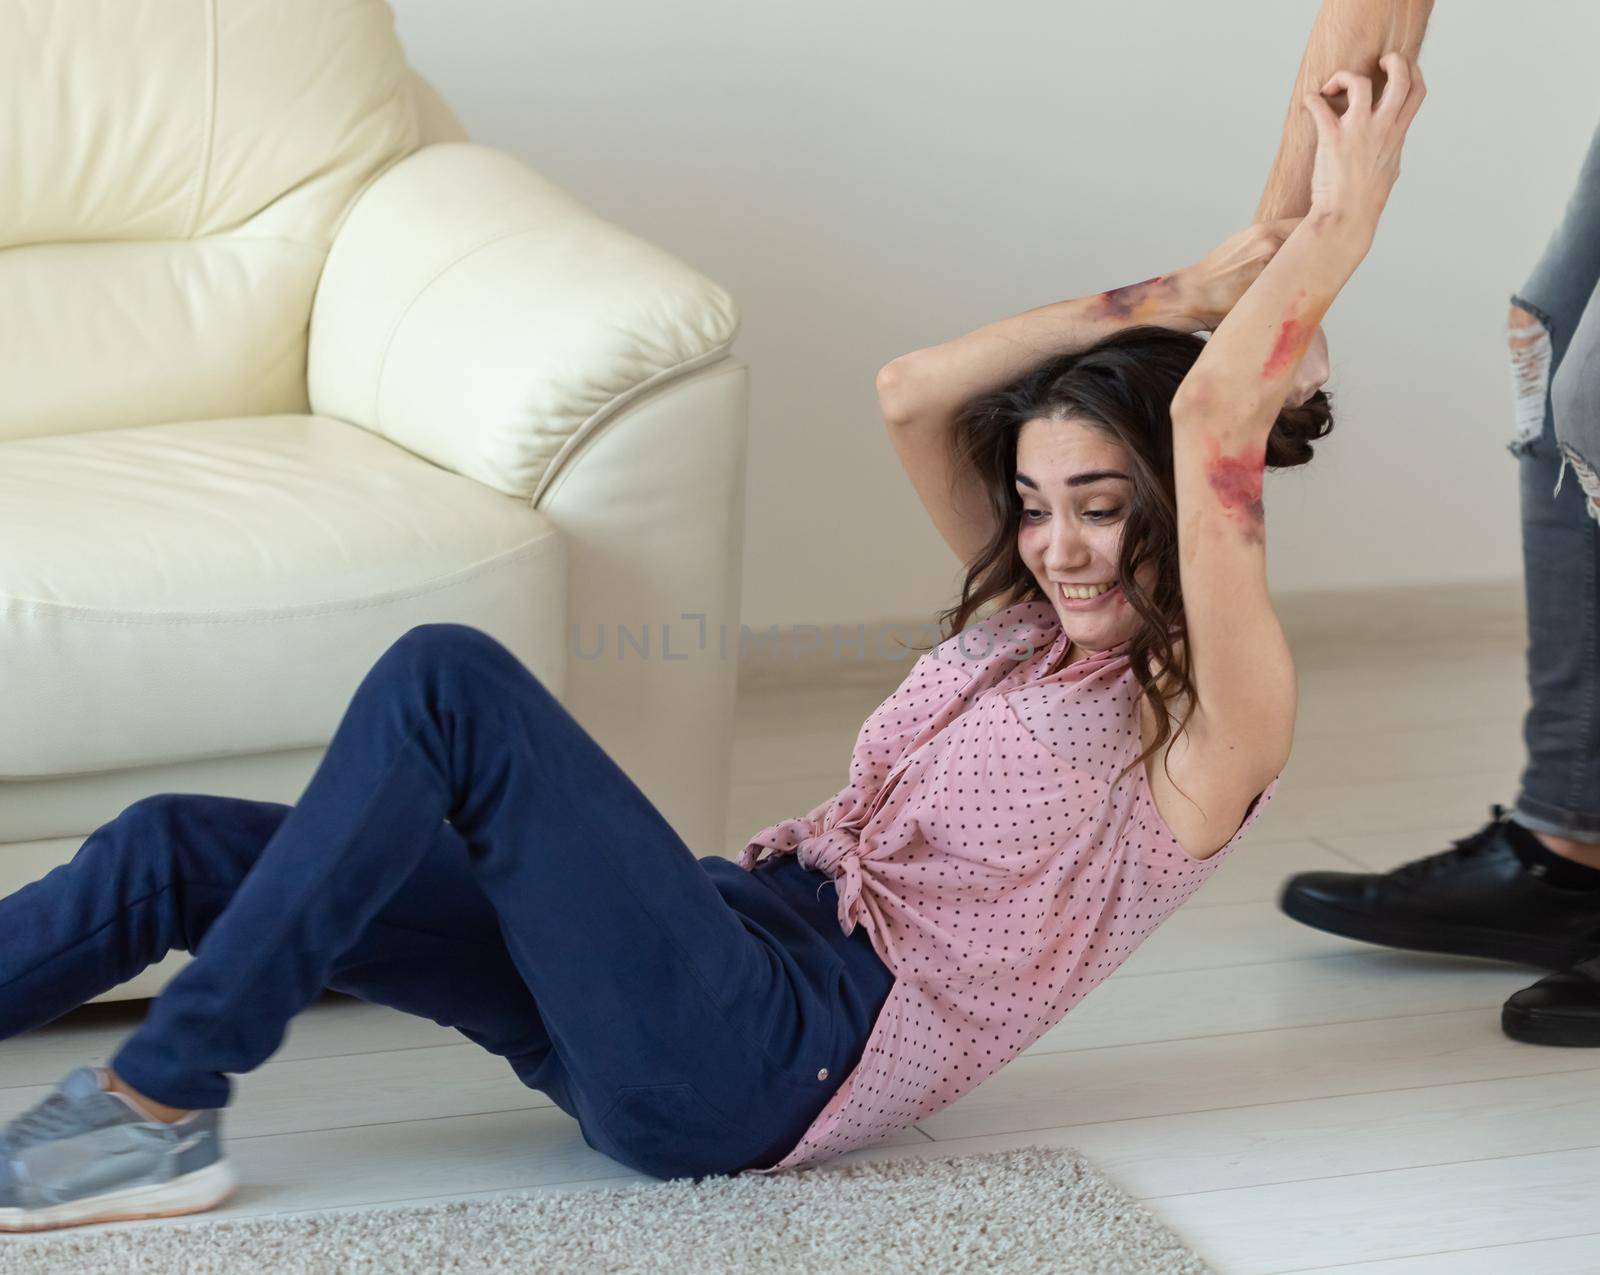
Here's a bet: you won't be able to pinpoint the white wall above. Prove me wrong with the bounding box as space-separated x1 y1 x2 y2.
391 0 1600 630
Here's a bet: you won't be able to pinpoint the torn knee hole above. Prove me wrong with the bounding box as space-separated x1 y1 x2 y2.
1555 445 1600 521
1508 303 1545 335
1508 304 1553 449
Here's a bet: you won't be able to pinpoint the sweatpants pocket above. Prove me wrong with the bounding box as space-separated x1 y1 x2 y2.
597 1081 770 1181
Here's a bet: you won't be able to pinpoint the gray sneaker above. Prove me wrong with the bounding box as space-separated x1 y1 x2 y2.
0 1065 234 1232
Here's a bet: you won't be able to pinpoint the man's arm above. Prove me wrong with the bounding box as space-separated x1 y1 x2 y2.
1255 0 1436 221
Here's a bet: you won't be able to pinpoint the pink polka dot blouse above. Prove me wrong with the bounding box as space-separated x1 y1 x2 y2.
735 597 1281 1175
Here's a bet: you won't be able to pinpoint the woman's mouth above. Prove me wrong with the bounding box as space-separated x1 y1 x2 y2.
1057 581 1122 611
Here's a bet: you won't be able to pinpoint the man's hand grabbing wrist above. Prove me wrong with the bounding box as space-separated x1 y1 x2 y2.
1169 266 1222 331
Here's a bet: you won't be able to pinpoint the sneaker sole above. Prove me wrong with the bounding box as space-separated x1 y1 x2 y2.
1279 888 1586 971
0 1159 236 1233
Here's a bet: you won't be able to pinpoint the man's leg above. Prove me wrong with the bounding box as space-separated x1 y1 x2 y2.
1274 125 1600 978
1550 279 1600 525
1508 312 1600 852
1533 281 1600 862
1507 120 1600 852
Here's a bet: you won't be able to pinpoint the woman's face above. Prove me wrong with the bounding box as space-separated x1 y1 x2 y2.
1014 415 1156 657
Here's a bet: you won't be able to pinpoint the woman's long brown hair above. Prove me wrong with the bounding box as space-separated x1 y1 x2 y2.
920 325 1332 789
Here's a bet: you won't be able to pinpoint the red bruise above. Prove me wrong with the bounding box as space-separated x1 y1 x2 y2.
1262 318 1305 379
1204 437 1266 544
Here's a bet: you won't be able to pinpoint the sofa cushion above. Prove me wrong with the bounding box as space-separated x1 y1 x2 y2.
0 415 565 779
0 0 420 442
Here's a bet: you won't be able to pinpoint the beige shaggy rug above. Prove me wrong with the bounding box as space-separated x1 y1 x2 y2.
4 1146 1217 1274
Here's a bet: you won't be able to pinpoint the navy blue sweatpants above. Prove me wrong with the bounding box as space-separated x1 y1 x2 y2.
0 624 893 1180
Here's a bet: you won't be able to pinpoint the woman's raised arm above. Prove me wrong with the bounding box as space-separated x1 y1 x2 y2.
882 224 1300 568
877 224 1301 432
1168 53 1426 778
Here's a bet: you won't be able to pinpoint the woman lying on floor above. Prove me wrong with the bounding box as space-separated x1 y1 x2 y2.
0 56 1422 1230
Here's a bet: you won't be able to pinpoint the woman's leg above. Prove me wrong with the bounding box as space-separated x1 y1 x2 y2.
1508 120 1600 846
0 794 561 1095
66 623 855 1179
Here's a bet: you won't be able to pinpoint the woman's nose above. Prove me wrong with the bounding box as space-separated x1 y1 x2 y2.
1045 523 1090 571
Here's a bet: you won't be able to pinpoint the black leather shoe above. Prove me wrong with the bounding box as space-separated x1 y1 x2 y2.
1503 953 1600 1046
1279 805 1600 971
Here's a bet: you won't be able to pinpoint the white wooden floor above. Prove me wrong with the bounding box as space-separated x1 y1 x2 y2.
6 585 1600 1272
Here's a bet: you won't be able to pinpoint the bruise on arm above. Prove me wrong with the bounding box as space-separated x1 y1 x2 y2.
1202 434 1267 546
1093 274 1182 322
1263 288 1331 380
1189 290 1324 548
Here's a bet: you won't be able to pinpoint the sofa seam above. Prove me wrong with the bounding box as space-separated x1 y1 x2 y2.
0 236 330 258
0 536 554 627
531 349 740 509
367 226 540 429
182 0 219 240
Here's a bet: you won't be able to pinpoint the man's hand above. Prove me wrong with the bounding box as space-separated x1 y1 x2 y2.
1180 219 1303 329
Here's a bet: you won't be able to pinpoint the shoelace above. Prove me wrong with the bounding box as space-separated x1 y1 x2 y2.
1388 804 1511 886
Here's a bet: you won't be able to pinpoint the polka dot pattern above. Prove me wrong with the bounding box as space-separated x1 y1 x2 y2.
735 598 1280 1176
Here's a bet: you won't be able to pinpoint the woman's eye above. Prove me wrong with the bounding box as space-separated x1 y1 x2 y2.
1024 507 1123 523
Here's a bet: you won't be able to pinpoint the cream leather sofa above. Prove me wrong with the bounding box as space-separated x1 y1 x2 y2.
0 1 748 1004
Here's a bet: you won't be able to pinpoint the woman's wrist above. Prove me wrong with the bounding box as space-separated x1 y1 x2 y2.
1296 206 1376 266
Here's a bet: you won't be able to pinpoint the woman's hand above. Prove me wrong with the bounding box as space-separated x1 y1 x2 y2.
1303 52 1426 247
1179 218 1303 330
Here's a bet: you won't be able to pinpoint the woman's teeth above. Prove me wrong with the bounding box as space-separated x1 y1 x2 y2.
1059 582 1114 601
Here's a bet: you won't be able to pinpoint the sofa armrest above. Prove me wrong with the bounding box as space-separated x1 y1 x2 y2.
308 142 740 500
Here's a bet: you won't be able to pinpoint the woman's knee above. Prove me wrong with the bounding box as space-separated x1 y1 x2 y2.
376 623 539 699
387 622 514 667
115 794 285 882
115 795 290 949
116 793 200 852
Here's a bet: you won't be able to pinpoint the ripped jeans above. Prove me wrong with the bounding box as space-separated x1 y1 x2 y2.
1507 120 1600 842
